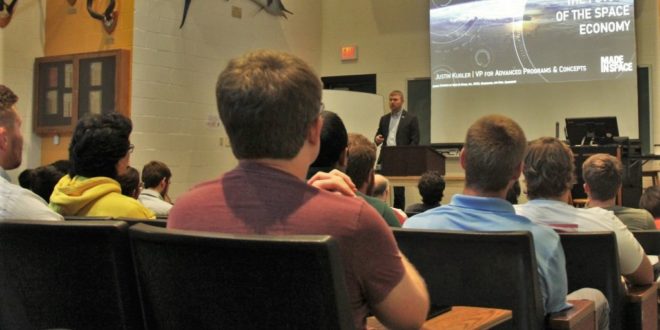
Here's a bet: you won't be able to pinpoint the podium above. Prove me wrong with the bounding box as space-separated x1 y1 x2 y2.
380 146 445 176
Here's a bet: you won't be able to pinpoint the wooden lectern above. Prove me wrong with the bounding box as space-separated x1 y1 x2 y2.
380 146 445 176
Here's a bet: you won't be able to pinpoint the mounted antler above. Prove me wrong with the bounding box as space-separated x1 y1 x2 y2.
0 0 19 28
86 0 117 34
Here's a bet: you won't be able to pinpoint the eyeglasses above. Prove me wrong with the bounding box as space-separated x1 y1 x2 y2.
127 144 135 154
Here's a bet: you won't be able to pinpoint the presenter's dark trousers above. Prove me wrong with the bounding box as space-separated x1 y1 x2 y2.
393 186 405 210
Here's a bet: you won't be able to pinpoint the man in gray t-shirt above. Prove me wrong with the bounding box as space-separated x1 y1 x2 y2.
583 153 656 230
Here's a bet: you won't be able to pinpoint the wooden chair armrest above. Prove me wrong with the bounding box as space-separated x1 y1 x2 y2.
625 283 657 330
626 283 657 303
547 299 596 330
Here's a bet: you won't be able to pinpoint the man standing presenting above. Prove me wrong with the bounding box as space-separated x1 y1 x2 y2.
374 90 419 148
374 90 420 208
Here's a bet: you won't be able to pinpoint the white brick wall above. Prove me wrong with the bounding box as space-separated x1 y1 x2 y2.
131 0 322 200
0 0 46 182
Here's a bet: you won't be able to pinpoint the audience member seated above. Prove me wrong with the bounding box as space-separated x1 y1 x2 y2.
0 84 62 220
639 186 660 229
346 135 401 228
582 153 656 230
49 113 155 219
138 161 173 216
373 174 407 224
117 166 141 199
515 137 653 291
50 159 71 174
30 165 66 203
505 180 521 204
167 50 429 329
306 110 348 178
405 170 445 213
404 115 609 329
18 168 32 189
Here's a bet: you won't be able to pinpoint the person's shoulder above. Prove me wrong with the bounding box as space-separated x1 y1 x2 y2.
175 178 223 204
617 206 652 217
360 193 387 211
312 190 385 226
580 205 617 221
1 183 64 221
403 204 456 229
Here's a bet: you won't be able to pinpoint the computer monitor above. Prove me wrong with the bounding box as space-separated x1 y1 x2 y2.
565 116 619 146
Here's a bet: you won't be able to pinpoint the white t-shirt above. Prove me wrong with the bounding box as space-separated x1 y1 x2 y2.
138 189 172 217
0 176 63 221
515 199 644 275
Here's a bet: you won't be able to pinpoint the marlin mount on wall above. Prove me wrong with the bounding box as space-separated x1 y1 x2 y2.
0 0 18 28
179 0 292 29
250 0 292 19
87 0 118 34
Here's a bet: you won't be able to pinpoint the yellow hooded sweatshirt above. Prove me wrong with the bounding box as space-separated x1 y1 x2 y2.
50 175 155 219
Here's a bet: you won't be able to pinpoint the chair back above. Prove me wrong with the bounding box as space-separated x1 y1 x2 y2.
64 215 167 228
393 228 544 329
0 220 143 330
129 224 354 330
559 232 625 330
115 218 167 228
631 230 660 255
63 215 113 221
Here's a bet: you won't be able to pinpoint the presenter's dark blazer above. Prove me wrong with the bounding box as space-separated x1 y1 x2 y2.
375 110 420 147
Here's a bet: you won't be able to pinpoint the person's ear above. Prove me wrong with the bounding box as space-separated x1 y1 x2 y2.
459 148 467 170
338 147 348 168
0 127 8 152
512 162 523 180
583 183 591 195
307 115 323 145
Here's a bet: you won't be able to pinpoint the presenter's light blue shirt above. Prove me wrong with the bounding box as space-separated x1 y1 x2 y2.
403 194 572 314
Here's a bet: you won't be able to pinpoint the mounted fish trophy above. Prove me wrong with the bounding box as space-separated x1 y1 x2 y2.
250 0 292 19
0 0 18 28
86 0 117 34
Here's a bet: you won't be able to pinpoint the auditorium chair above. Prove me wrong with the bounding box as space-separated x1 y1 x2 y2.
114 217 167 228
129 223 353 329
64 215 167 228
393 228 596 330
559 232 657 330
0 220 143 329
631 230 660 255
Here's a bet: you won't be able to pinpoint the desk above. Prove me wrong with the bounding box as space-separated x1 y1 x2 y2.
642 169 659 186
366 306 512 330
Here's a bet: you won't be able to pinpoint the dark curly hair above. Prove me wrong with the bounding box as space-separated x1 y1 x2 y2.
418 170 446 205
69 113 132 179
117 166 141 198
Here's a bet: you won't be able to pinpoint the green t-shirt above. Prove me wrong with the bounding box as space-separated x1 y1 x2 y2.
605 205 656 231
357 192 401 228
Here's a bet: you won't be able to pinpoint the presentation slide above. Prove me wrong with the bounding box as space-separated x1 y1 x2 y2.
430 0 636 88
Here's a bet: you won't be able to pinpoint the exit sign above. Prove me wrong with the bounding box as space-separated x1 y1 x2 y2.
341 45 358 61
